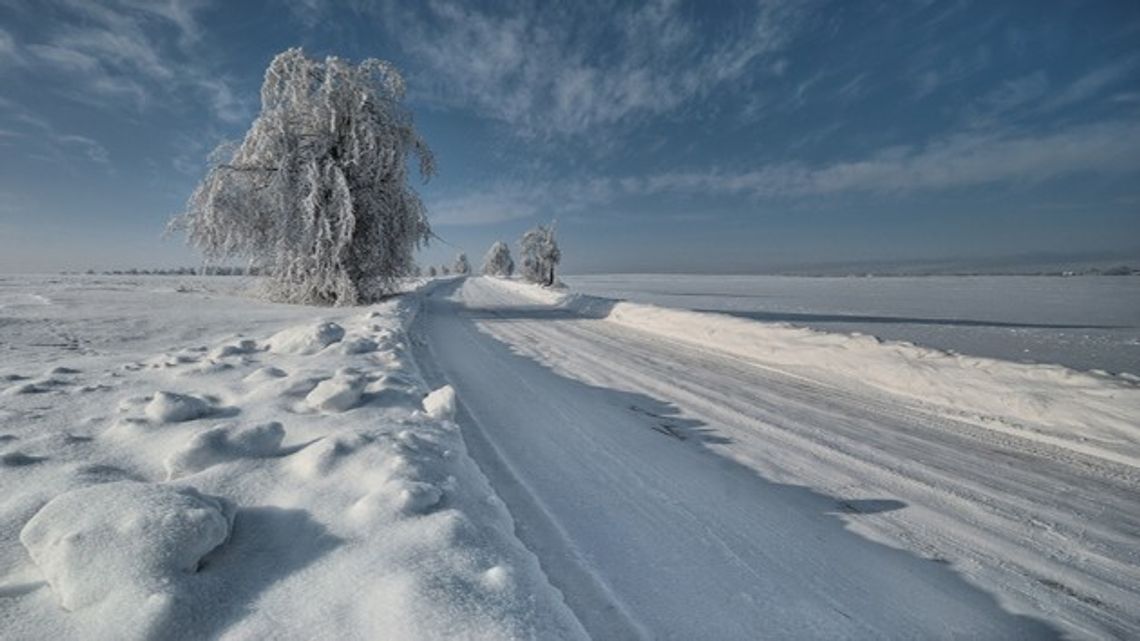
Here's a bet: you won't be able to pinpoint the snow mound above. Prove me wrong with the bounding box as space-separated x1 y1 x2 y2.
423 385 457 420
267 322 345 355
306 374 364 412
165 422 286 479
145 391 213 423
20 481 234 611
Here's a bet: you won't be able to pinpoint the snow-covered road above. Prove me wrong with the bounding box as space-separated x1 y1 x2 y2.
413 277 1140 640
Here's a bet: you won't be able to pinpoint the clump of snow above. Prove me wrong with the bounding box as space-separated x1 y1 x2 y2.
266 322 345 355
305 373 365 412
422 385 456 420
145 391 213 423
208 338 259 359
244 366 287 383
19 480 234 611
480 565 512 591
338 335 379 354
165 422 286 479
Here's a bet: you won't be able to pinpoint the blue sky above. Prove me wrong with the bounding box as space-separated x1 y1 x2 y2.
1 0 1138 273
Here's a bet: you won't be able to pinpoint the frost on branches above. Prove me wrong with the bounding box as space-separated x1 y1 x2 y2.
453 253 471 275
172 48 434 305
482 241 514 277
519 224 561 286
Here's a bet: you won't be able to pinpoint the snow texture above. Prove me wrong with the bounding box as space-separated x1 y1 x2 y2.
266 321 345 355
20 481 234 611
414 276 1140 640
145 391 213 423
0 274 586 641
422 385 457 421
489 277 1140 465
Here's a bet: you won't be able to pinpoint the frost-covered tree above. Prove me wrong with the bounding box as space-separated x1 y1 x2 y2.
482 241 514 277
427 265 438 277
519 223 561 286
453 253 471 275
170 48 435 305
441 265 451 275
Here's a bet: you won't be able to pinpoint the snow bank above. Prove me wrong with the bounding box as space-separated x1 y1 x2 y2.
1 285 585 641
485 277 1140 465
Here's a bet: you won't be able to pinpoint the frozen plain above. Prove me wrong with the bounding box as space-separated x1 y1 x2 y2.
1 273 1139 640
563 274 1140 376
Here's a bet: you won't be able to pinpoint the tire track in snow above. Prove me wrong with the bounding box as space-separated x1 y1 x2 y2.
456 276 1140 640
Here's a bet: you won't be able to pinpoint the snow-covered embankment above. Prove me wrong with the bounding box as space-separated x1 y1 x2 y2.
0 285 586 640
485 277 1140 466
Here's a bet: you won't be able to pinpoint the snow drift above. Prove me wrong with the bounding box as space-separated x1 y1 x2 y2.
1 279 586 641
483 277 1140 466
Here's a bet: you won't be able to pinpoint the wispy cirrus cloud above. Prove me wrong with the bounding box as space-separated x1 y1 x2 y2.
634 119 1140 198
437 118 1140 225
0 104 112 166
1043 56 1140 111
376 0 808 138
2 0 246 123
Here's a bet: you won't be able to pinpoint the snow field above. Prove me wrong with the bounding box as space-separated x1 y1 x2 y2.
0 281 586 641
487 277 1140 466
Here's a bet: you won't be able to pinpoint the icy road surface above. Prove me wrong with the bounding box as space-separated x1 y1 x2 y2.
414 277 1140 640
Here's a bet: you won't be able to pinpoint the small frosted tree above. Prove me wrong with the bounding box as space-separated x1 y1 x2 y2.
171 48 434 305
427 265 438 277
453 253 471 275
482 241 514 277
441 265 451 275
519 223 561 286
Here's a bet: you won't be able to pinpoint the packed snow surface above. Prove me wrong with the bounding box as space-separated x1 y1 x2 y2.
563 273 1140 375
413 276 1139 640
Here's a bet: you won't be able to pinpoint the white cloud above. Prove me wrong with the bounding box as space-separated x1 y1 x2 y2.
0 26 20 63
637 120 1140 198
1044 57 1140 110
56 134 111 164
0 102 112 166
7 0 246 123
966 71 1049 124
427 176 620 226
431 119 1140 224
378 0 805 137
428 190 541 226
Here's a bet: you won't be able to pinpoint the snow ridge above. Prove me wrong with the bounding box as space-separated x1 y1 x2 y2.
483 277 1140 466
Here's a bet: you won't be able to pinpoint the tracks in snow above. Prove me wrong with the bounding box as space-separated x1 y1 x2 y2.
410 278 1140 640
